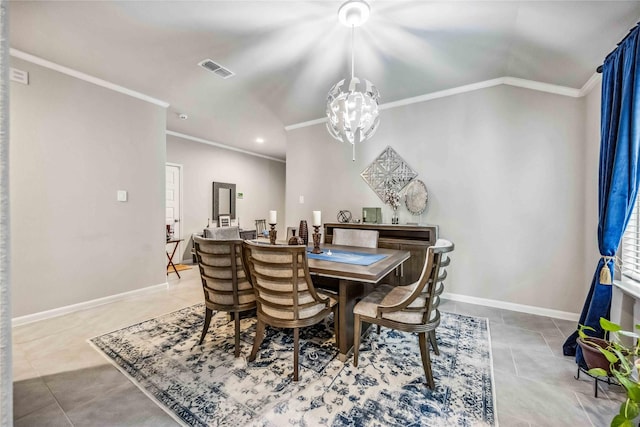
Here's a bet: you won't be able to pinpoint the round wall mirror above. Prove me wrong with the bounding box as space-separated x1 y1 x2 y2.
404 179 428 215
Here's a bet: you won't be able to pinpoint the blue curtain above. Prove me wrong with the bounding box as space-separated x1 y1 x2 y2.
563 26 640 367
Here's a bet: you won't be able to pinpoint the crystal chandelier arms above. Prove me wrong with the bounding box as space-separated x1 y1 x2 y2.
325 0 380 161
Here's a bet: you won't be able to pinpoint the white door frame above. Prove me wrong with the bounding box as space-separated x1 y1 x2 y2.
166 162 184 262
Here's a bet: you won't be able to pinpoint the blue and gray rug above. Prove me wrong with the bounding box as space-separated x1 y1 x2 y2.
90 304 496 426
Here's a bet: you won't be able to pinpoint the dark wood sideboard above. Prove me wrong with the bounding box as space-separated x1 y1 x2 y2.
323 223 438 286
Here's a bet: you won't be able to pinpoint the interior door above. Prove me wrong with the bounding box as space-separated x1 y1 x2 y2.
166 164 182 262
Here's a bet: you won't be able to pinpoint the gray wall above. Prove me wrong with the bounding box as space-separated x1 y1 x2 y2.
167 135 286 262
286 84 592 314
10 58 167 317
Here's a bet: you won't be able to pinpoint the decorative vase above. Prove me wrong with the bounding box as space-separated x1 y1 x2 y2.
392 208 399 225
298 220 309 245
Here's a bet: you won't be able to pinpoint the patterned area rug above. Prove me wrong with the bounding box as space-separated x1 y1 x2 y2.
90 304 496 427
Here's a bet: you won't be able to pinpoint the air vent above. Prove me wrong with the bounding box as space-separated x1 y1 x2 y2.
198 59 235 79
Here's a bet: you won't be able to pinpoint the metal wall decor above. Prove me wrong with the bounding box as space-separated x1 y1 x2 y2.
337 210 352 223
361 146 417 201
404 179 429 215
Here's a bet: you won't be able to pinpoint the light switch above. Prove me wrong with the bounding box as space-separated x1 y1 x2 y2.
299 195 304 204
117 190 128 202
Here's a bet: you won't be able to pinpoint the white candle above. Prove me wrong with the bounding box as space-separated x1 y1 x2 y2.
269 210 277 224
312 210 321 227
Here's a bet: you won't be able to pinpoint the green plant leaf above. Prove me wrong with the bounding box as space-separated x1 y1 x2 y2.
617 377 640 403
601 318 622 332
611 414 635 427
578 325 596 339
627 385 640 404
612 348 631 371
618 330 640 339
612 413 635 427
619 399 640 420
588 368 608 377
599 347 620 364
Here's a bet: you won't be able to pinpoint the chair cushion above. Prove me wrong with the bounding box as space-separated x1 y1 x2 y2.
260 292 335 321
354 284 436 324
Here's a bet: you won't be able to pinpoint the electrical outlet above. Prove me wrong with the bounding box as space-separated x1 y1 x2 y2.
299 195 304 204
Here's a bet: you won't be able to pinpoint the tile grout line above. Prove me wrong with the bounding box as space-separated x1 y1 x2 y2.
574 391 597 427
551 317 570 338
509 346 519 377
43 378 75 426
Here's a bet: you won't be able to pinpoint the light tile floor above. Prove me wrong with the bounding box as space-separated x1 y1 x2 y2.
13 267 624 426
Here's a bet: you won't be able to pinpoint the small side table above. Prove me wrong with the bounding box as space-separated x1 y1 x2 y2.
166 238 183 278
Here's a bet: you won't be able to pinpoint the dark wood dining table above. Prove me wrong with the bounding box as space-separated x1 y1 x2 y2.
306 243 410 361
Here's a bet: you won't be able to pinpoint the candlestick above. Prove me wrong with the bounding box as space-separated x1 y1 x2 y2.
311 225 322 254
269 210 277 224
312 210 322 227
269 223 277 245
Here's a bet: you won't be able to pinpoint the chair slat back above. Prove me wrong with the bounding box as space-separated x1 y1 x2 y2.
194 236 254 310
243 241 329 321
255 219 267 235
204 226 240 240
333 228 379 248
377 239 454 324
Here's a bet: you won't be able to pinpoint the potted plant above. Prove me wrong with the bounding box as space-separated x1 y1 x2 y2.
578 318 640 427
382 185 400 224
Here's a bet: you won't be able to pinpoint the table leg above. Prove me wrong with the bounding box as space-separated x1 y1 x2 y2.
166 242 181 278
337 279 366 361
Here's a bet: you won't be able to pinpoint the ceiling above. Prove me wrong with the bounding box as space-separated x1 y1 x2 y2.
9 1 640 160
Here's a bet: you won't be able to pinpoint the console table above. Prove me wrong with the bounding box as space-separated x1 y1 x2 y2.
323 223 438 286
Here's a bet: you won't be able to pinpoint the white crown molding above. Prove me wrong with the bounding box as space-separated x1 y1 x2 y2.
166 130 286 163
379 78 505 112
285 117 327 131
12 282 169 327
10 48 170 108
502 77 581 97
442 292 580 322
285 75 593 131
579 72 602 97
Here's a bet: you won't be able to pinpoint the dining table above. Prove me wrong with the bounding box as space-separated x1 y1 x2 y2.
306 243 410 361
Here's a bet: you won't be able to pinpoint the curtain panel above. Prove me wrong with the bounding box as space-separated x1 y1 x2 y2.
563 26 640 368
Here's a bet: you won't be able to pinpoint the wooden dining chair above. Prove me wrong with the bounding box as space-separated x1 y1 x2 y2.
242 241 337 381
204 226 240 240
333 228 379 248
253 219 266 235
353 238 454 389
194 236 256 357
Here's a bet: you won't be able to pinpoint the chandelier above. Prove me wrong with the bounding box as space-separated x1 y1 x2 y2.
326 0 380 161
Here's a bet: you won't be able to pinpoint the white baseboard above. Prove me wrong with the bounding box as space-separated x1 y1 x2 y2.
442 292 580 322
12 282 169 327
